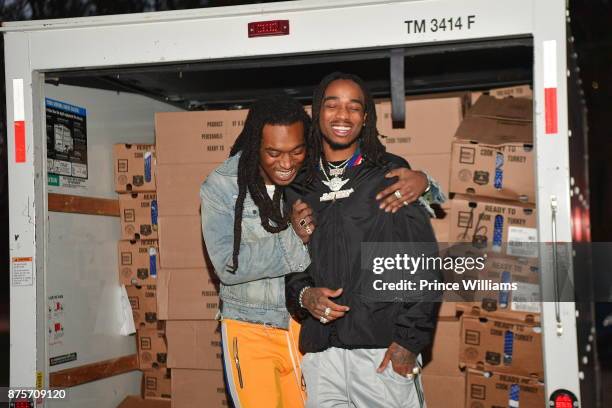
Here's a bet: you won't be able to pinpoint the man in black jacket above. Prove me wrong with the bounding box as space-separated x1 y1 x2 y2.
285 72 440 408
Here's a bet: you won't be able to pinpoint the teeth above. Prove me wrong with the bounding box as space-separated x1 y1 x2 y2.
276 169 294 179
333 126 351 131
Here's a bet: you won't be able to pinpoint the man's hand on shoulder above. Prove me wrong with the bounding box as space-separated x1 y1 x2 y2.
377 341 417 377
376 169 428 213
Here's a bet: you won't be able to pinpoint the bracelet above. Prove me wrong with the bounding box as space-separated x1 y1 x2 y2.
298 286 311 309
422 171 432 194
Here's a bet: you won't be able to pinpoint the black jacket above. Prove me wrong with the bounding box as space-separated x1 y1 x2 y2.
285 153 440 355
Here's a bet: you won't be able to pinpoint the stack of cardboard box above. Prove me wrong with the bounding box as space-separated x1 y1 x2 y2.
373 95 469 406
376 94 467 321
445 87 546 406
153 109 248 407
117 91 545 407
114 144 171 404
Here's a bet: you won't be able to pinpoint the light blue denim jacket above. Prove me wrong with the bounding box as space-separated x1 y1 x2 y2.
200 154 310 329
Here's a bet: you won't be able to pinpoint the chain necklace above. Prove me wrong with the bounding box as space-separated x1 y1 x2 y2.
320 157 350 192
327 156 352 176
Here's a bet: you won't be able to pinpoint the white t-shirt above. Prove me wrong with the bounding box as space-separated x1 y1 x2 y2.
265 184 275 199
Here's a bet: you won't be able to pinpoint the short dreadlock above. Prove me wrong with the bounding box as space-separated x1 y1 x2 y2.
305 72 386 182
227 94 311 273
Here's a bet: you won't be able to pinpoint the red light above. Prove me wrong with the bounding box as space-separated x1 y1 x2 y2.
573 207 583 242
15 401 32 408
248 20 290 38
554 393 573 408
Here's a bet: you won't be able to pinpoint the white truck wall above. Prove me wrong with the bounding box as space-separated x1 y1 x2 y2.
44 83 181 408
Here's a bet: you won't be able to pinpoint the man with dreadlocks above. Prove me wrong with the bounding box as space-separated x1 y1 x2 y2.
200 95 312 408
285 72 440 408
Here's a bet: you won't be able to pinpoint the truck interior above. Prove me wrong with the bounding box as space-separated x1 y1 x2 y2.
37 34 595 407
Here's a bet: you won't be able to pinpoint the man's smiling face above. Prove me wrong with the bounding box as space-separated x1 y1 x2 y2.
319 79 366 150
259 121 306 186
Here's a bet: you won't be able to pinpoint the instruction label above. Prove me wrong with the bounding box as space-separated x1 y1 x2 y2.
46 98 88 188
11 257 33 286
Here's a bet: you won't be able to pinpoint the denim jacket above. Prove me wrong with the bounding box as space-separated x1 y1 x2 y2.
200 154 310 329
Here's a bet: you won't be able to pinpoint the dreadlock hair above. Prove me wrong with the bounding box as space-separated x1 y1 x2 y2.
227 94 312 273
305 72 387 182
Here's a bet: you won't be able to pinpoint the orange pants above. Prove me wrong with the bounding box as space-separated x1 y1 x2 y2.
221 318 305 408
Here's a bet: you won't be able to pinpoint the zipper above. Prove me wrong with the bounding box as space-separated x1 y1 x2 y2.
232 337 244 389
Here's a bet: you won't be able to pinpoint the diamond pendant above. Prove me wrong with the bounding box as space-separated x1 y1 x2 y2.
328 176 348 192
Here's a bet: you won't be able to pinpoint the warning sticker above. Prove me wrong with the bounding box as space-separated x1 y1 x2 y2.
12 257 33 286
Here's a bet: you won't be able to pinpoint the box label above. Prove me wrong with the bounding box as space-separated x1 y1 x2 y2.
507 227 537 257
511 282 541 313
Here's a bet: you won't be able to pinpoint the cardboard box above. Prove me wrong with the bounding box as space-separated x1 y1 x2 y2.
470 85 532 105
126 284 159 329
171 369 229 408
455 95 532 145
225 109 248 147
422 374 465 408
142 367 171 400
117 395 170 408
376 96 463 155
450 140 534 203
451 95 534 203
404 153 451 204
157 268 219 320
156 163 219 216
456 254 541 324
114 144 157 193
423 319 462 376
166 320 222 370
459 316 543 378
138 328 167 370
155 111 232 164
118 240 160 285
448 195 537 258
158 215 209 269
437 302 457 320
119 192 159 240
466 369 545 407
